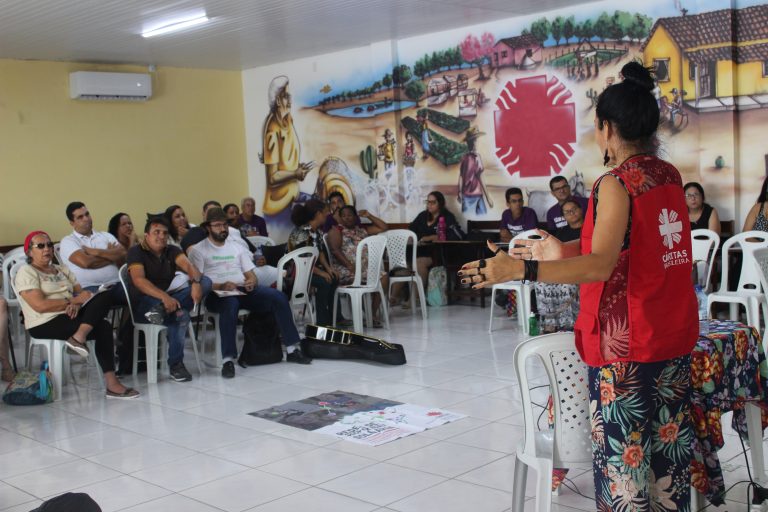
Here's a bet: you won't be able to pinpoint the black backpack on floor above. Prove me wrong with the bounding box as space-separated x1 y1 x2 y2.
238 311 283 367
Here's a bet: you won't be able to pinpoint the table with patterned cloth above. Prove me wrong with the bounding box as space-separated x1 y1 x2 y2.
691 319 768 505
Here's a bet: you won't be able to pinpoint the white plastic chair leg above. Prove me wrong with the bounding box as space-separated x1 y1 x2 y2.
187 323 203 376
746 403 767 483
378 288 390 329
364 294 373 328
49 342 64 401
415 279 427 319
351 295 364 333
146 331 159 384
85 340 105 391
511 454 528 512
534 459 554 512
132 330 140 378
489 288 497 333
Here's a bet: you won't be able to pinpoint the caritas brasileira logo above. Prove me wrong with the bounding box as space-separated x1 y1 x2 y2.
494 75 576 178
659 208 690 270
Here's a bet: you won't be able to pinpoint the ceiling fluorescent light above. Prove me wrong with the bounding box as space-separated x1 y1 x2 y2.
142 15 209 38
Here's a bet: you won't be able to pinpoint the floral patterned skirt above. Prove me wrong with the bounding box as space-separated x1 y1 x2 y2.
588 356 693 512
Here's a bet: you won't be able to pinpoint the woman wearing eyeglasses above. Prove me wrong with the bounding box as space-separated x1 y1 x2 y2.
684 182 720 235
407 191 461 294
13 231 138 399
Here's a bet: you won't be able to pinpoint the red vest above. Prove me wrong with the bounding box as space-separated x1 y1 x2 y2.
574 156 698 367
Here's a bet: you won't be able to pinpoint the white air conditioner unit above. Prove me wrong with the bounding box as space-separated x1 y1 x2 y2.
69 71 152 101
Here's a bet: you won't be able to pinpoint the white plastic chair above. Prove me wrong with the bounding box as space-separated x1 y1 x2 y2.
707 231 768 331
118 265 203 383
385 229 427 320
53 242 64 267
276 247 319 325
333 235 390 332
512 332 592 512
751 247 768 347
10 262 103 400
247 236 275 249
3 247 27 345
489 229 539 334
691 229 719 292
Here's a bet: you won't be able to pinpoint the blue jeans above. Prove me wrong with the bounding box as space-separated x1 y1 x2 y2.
134 277 212 366
205 285 301 360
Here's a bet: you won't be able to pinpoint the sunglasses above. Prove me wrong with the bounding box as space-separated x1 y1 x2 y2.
31 242 54 250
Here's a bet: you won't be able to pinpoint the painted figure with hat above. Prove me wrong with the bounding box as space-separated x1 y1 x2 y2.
457 126 493 215
377 128 397 170
261 75 315 216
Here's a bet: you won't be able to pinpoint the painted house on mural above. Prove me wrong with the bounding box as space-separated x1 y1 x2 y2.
641 5 768 111
492 33 542 69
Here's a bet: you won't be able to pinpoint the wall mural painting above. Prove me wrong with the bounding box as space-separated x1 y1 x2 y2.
253 2 768 235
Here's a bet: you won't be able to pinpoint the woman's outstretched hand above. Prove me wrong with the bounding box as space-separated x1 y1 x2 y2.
459 241 524 289
508 229 563 261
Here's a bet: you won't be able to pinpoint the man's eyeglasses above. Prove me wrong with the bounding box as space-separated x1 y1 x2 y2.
552 185 570 193
563 208 580 216
32 242 54 249
209 222 228 229
685 194 701 199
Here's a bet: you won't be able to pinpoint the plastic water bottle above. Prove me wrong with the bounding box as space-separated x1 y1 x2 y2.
437 216 446 241
695 285 709 335
528 312 539 336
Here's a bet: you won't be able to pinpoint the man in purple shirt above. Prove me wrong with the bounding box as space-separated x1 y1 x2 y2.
545 176 589 231
499 187 538 242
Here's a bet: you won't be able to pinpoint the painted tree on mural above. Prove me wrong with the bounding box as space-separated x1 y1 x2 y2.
460 32 495 80
529 18 551 44
404 80 426 106
563 16 576 44
392 65 413 89
414 47 463 78
551 16 564 45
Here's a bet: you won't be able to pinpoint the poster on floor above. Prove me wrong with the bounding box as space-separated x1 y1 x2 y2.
249 390 466 446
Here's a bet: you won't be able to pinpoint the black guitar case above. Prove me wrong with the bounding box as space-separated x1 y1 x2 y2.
301 325 406 365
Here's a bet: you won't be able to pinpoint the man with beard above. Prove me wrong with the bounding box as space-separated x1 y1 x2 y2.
188 208 310 378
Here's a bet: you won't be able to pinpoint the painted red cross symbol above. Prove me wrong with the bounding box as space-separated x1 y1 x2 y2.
494 75 576 178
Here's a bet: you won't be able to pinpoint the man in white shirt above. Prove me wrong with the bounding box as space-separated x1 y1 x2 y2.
60 202 126 298
188 208 310 378
181 200 279 287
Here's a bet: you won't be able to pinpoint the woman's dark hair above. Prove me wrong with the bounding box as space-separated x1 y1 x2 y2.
339 205 357 217
163 205 187 241
596 61 659 154
426 190 447 221
562 198 583 212
108 212 129 239
291 199 326 227
683 182 706 202
756 176 768 204
223 203 239 214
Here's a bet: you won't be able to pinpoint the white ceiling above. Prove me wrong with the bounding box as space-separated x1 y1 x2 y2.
0 0 595 70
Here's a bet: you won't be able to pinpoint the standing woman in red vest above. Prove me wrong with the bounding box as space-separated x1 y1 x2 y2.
460 61 698 511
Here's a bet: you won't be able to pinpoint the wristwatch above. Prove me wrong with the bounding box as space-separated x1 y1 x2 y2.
189 277 202 285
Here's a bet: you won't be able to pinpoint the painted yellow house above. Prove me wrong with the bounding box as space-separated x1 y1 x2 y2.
641 5 768 110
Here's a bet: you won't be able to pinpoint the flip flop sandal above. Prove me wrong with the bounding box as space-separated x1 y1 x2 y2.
106 387 140 399
65 337 90 358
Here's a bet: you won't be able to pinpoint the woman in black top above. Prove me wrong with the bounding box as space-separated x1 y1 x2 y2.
684 182 720 235
408 191 461 290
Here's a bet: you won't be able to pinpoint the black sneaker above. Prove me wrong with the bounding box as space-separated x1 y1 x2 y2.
286 348 312 364
169 362 192 382
221 361 235 379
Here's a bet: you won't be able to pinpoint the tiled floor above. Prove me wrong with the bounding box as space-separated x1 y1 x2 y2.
1 305 764 511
